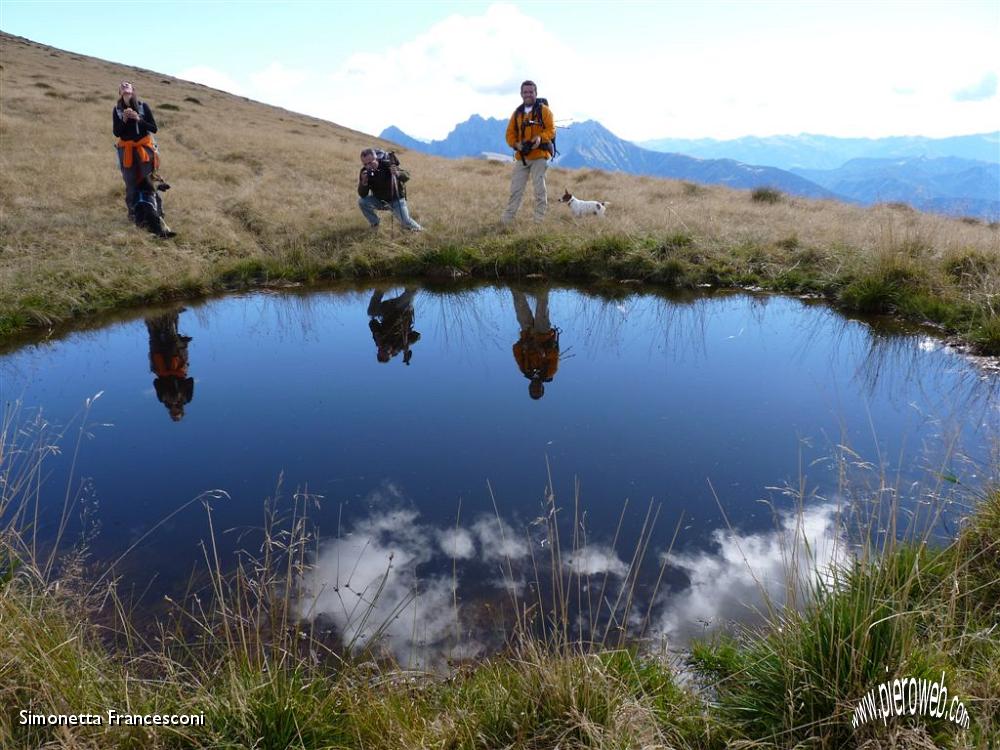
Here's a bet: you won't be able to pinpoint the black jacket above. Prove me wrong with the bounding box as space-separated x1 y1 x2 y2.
113 101 158 141
357 163 409 202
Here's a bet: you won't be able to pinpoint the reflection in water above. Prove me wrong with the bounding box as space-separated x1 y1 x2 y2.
146 310 194 422
4 285 996 661
565 545 629 577
367 287 420 365
295 485 848 666
294 482 535 666
652 503 845 643
512 288 560 400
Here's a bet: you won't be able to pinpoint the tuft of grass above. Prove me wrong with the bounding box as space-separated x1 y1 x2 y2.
658 232 695 253
839 259 924 314
751 186 783 204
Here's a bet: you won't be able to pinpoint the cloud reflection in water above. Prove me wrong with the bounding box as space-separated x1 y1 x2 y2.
295 485 847 665
652 503 845 643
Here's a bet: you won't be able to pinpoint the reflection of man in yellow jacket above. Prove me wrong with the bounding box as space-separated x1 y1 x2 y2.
502 80 555 226
512 289 559 400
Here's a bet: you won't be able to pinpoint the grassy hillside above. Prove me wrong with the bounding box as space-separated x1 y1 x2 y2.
1 32 999 353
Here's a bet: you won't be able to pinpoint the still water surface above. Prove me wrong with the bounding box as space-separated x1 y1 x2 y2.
2 284 996 660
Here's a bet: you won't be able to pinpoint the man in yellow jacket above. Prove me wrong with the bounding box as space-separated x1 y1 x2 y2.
502 80 555 226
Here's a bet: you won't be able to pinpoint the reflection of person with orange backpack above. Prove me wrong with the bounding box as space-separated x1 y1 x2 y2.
512 289 559 400
146 311 194 421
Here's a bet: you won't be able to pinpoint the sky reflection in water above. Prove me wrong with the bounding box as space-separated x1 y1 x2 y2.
1 285 996 663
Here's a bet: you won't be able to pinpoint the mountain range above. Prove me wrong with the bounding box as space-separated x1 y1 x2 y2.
638 132 1000 171
382 119 999 220
792 156 1000 221
381 117 842 200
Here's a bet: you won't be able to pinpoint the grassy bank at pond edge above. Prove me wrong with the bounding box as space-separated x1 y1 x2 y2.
2 32 999 354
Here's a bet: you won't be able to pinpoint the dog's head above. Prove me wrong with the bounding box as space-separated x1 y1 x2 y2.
558 189 573 204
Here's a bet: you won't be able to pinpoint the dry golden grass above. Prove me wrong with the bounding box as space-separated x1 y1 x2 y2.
2 32 998 351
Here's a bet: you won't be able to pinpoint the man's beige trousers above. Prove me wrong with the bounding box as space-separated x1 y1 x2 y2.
502 157 548 224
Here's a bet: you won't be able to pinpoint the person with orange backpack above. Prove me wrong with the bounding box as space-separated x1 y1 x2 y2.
501 80 555 226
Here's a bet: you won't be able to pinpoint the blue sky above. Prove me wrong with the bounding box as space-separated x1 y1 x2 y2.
3 1 998 141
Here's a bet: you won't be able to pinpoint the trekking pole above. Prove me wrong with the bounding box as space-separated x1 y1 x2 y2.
389 168 399 239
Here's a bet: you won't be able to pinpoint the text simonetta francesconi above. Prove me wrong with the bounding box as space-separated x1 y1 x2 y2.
19 709 205 727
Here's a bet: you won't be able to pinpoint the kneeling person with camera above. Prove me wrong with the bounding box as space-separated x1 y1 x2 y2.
357 148 423 232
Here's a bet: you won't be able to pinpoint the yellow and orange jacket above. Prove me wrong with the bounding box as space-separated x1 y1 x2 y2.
513 329 559 381
505 103 555 162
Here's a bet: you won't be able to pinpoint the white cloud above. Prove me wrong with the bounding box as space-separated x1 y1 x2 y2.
472 516 530 562
249 62 312 97
294 506 458 666
170 4 1000 141
175 65 247 97
651 503 847 644
953 71 999 102
438 527 476 559
565 545 629 577
314 3 578 140
294 484 529 665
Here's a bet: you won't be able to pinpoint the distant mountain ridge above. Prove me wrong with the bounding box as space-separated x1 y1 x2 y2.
380 117 843 201
637 132 1000 171
791 156 1000 220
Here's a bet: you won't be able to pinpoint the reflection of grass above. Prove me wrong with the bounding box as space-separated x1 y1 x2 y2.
1 406 998 748
2 36 1000 354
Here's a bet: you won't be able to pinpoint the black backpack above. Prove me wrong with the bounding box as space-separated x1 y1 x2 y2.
513 97 558 160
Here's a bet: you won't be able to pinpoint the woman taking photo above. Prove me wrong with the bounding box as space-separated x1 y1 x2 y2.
113 80 173 236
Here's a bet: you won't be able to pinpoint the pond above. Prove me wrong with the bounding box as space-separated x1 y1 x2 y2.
2 283 996 664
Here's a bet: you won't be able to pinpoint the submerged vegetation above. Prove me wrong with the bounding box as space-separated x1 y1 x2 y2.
1 400 998 749
1 33 999 353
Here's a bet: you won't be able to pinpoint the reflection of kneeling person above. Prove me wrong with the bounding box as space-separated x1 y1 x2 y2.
357 148 423 232
146 312 194 421
368 288 421 365
512 289 559 400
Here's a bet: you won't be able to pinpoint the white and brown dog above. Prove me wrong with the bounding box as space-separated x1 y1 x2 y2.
558 189 608 218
